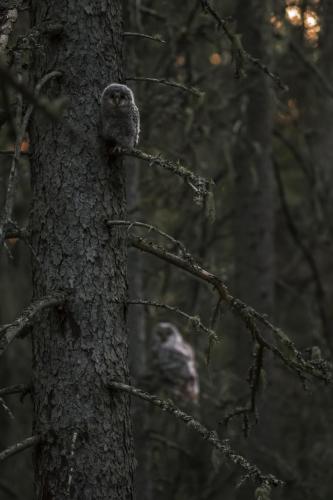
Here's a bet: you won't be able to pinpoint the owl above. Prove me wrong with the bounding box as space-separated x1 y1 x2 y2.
152 322 199 403
100 83 140 149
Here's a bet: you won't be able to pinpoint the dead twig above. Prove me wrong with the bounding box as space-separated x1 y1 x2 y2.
130 236 331 383
124 76 203 97
0 291 67 355
118 147 213 206
199 0 287 91
123 32 166 44
0 435 40 463
109 381 283 488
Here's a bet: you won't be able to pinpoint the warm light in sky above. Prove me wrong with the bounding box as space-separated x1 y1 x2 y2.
305 9 320 42
304 10 318 29
209 52 222 65
175 55 186 67
270 15 283 31
285 5 320 43
285 6 302 26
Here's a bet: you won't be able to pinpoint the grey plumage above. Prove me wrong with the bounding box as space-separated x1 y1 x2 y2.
100 83 140 148
152 322 199 403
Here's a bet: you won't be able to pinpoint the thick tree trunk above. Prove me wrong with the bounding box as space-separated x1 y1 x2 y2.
29 1 134 499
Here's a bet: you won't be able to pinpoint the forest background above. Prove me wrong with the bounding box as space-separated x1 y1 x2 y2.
0 0 332 499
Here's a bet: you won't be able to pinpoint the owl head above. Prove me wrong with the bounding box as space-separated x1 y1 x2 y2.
153 322 179 343
101 83 134 108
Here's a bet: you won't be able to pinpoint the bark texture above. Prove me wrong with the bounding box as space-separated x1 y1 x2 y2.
29 1 134 499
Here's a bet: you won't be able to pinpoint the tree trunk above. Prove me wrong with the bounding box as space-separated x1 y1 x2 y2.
233 0 275 318
29 1 134 499
232 6 276 499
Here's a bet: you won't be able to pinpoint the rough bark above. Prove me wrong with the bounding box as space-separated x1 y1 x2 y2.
29 1 134 499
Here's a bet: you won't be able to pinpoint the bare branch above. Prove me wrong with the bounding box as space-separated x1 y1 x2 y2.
130 236 332 382
0 397 15 420
118 147 213 206
2 221 28 240
273 159 331 354
1 55 23 238
0 70 62 245
223 343 264 435
148 431 193 459
288 38 333 100
0 291 67 355
124 298 218 341
123 32 166 44
109 381 283 488
131 236 230 299
0 149 29 156
138 5 166 21
0 435 40 463
124 76 203 97
0 64 63 120
107 219 193 260
199 0 287 91
0 383 30 397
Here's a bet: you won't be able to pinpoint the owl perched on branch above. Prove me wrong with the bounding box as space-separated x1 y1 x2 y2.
100 83 140 148
152 322 199 403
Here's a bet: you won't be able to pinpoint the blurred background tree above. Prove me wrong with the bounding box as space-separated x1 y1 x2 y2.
1 0 333 499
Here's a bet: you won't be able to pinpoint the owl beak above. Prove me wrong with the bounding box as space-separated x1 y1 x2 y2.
115 95 120 105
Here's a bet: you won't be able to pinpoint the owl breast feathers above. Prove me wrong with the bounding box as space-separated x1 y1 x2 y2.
152 322 200 403
100 83 140 148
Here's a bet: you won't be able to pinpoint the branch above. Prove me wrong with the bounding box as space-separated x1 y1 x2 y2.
0 64 63 120
0 70 62 246
1 55 23 240
124 298 218 341
138 5 166 21
288 38 333 100
273 159 332 354
2 221 28 240
118 147 213 206
223 343 264 435
0 291 67 355
0 383 30 397
130 236 332 383
109 381 282 488
124 76 203 97
107 219 193 260
123 32 166 44
148 431 193 459
0 435 40 463
0 397 14 420
199 0 287 91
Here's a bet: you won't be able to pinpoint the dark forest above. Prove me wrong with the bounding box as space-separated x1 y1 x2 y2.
0 1 332 499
